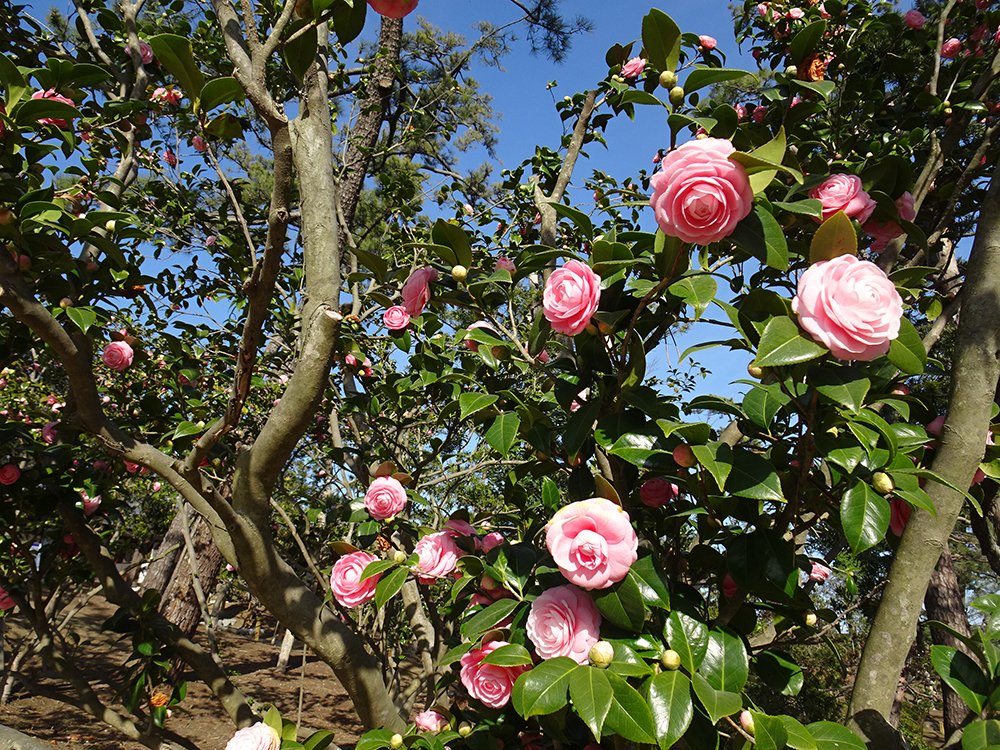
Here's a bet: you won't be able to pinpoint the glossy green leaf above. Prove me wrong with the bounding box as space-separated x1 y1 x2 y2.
790 20 828 63
605 671 658 744
594 571 647 632
809 367 870 412
629 555 671 610
283 21 318 81
809 211 857 263
609 642 653 677
668 274 717 319
641 9 682 72
684 67 754 94
331 0 367 45
751 711 789 750
728 448 783 502
511 657 577 717
743 384 791 430
199 76 243 112
148 34 205 106
691 672 741 724
374 566 407 607
64 306 97 334
699 628 749 693
549 201 594 239
461 599 519 639
931 645 991 714
665 611 709 672
459 392 498 420
840 481 890 553
485 412 520 457
807 721 866 750
754 316 827 367
172 421 202 440
692 441 733 491
887 317 926 375
757 650 805 697
360 559 397 581
481 643 533 667
779 716 817 750
647 671 694 749
431 219 473 268
961 720 1000 750
569 665 613 740
731 205 789 268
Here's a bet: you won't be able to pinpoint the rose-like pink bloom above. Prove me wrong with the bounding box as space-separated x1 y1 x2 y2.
536 350 551 364
150 87 183 105
124 40 154 64
364 476 407 520
224 722 280 750
481 531 504 553
903 9 926 29
344 353 358 367
546 497 638 590
31 89 75 128
734 103 747 120
192 135 207 152
723 573 739 598
124 460 140 474
787 8 804 19
367 0 418 18
757 3 770 17
792 255 903 361
0 464 20 485
152 481 161 492
401 266 438 316
639 478 679 508
0 586 14 610
752 105 767 123
542 260 601 336
82 491 102 516
699 35 718 50
460 640 529 708
444 518 477 539
464 320 495 351
649 138 754 245
42 421 58 444
889 498 911 536
102 341 134 371
413 531 460 583
526 584 601 664
163 150 177 167
414 710 447 732
941 38 961 59
865 219 904 253
205 235 217 246
330 551 380 608
818 3 831 19
809 174 877 223
383 305 411 331
897 192 916 223
494 256 515 273
808 562 831 583
621 56 646 79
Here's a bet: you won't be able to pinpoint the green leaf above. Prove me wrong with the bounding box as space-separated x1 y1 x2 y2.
605 671 658 744
684 67 753 94
773 199 823 219
481 643 533 667
360 559 397 581
668 275 717 319
15 98 78 126
355 729 396 750
431 219 473 268
199 76 243 112
511 657 577 717
204 112 244 140
755 316 827 367
648 671 694 749
665 611 708 673
931 645 991 714
699 628 749 693
790 20 828 63
779 716 817 750
148 35 205 108
641 9 682 72
64 306 97 334
806 721 866 750
485 412 520 457
840 481 890 553
691 672 741 724
331 0 367 45
757 651 805 697
961 720 1000 750
303 729 336 750
743 384 791 430
691 442 733 491
374 566 407 607
569 665 613 740
541 476 560 512
283 20 318 81
461 599 519 639
751 711 790 750
459 392 498 420
439 641 474 667
728 448 783 502
263 705 283 736
609 642 654 677
809 368 870 412
549 201 594 240
731 205 789 268
629 556 671 610
593 572 647 632
564 399 602 458
172 421 202 440
809 211 857 263
887 317 926 375
0 51 28 107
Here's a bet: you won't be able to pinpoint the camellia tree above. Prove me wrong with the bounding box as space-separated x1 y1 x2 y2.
2 0 1000 749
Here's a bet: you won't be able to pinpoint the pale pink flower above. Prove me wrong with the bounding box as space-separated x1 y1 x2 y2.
102 341 134 371
481 531 504 553
621 56 646 79
542 260 601 336
414 710 447 732
941 38 962 59
383 305 411 331
494 256 516 273
526 584 601 664
903 9 925 29
545 498 638 589
460 640 529 708
150 87 182 106
809 174 877 223
224 723 280 750
808 562 831 583
82 491 102 516
364 476 407 520
699 35 718 50
413 531 460 583
401 266 438 316
330 551 380 607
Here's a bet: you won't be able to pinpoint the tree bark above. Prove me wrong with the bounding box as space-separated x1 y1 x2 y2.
848 160 1000 743
924 547 973 737
970 487 1000 575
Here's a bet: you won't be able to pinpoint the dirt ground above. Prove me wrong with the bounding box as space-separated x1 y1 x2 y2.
0 600 364 749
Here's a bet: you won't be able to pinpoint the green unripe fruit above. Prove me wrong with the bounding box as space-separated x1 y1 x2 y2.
668 86 686 106
661 649 681 670
658 70 678 89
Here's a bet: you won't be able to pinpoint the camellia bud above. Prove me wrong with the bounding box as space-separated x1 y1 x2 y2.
589 640 615 668
450 265 468 282
0 208 15 226
804 611 818 627
458 722 473 737
389 733 404 749
891 383 911 397
392 550 407 564
668 86 686 106
784 65 798 78
673 443 696 468
872 472 894 495
747 363 764 379
740 710 755 736
17 255 31 272
59 297 73 309
661 649 681 670
105 219 116 232
658 70 678 89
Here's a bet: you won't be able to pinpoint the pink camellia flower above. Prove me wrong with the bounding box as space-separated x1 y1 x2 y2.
526 584 601 664
192 135 207 152
787 7 804 19
414 710 447 732
649 138 754 245
383 305 411 331
224 722 280 750
897 191 916 223
401 266 438 317
366 0 418 18
542 260 601 336
31 89 75 128
752 105 767 123
864 192 916 252
82 491 102 516
344 353 358 367
0 464 20 485
639 478 679 508
205 235 217 246
42 421 58 445
163 150 177 167
459 640 529 708
152 481 161 492
621 56 646 79
536 350 551 364
150 87 183 106
809 174 877 223
699 35 718 50
757 2 770 17
481 531 504 553
889 498 911 536
722 573 739 598
903 9 926 29
0 586 14 610
734 103 747 120
494 256 515 273
941 38 962 59
464 320 495 351
545 497 638 590
102 341 134 371
444 518 477 539
364 476 407 520
330 551 380 608
792 255 903 361
124 40 154 64
413 531 460 583
808 562 831 583
124 460 140 474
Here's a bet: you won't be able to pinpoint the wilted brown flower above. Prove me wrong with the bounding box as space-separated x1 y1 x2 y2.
800 54 827 82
